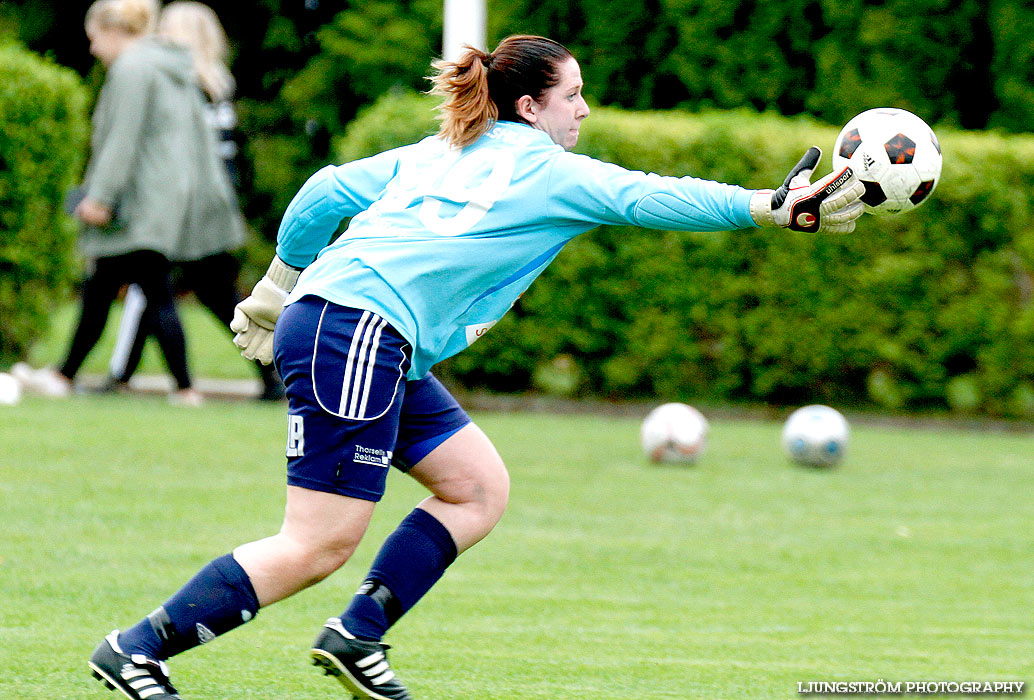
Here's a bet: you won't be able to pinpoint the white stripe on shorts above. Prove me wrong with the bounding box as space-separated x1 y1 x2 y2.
356 318 386 419
339 311 388 419
339 310 371 416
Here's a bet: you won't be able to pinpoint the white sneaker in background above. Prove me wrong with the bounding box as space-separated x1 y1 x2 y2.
169 388 204 407
11 362 72 398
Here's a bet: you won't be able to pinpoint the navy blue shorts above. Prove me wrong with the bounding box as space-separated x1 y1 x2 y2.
273 296 471 502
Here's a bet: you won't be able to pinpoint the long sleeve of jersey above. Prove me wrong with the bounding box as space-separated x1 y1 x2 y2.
275 146 411 267
545 152 757 232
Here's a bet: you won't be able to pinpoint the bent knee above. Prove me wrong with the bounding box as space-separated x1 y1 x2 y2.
280 530 362 582
444 462 510 519
483 463 510 518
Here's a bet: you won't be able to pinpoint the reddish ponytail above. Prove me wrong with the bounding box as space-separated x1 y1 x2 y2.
429 47 497 149
429 35 573 148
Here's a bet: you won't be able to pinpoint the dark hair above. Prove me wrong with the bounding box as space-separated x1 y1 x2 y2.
429 35 573 148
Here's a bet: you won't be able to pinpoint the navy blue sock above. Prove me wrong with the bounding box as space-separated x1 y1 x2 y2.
118 553 259 660
341 508 458 641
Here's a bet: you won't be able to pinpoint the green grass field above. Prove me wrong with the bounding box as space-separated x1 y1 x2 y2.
1 395 1032 699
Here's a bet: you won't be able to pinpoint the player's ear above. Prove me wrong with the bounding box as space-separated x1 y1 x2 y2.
515 95 538 124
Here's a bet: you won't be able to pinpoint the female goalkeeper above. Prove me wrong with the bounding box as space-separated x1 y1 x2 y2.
89 34 863 700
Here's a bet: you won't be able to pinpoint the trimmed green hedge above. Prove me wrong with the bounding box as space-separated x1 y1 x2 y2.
0 42 89 368
335 91 1034 417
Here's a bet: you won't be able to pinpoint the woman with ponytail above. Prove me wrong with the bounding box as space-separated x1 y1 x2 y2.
89 35 863 700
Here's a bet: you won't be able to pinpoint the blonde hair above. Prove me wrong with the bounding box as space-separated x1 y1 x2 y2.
429 35 573 149
85 0 159 36
158 1 234 101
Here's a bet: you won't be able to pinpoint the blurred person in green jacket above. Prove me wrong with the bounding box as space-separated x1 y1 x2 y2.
102 1 284 401
14 0 243 406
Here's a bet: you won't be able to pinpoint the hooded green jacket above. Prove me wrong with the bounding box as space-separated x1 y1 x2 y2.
82 37 244 261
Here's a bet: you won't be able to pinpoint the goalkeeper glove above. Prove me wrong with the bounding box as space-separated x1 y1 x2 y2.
230 256 301 365
749 147 865 234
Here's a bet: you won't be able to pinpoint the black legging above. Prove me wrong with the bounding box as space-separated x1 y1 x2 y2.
112 253 281 391
61 250 192 390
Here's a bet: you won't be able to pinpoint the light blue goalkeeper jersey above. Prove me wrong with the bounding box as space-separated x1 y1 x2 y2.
279 120 757 380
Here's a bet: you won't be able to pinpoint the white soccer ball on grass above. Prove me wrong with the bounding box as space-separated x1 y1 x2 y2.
641 402 709 464
781 405 849 468
0 372 23 405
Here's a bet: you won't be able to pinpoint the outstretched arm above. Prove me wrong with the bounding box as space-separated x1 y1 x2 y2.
545 147 863 234
545 152 756 232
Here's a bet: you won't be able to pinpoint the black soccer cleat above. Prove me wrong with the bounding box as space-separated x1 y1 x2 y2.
89 631 182 700
310 618 412 700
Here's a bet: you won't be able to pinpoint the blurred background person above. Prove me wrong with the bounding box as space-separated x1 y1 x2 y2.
14 0 244 407
103 1 286 400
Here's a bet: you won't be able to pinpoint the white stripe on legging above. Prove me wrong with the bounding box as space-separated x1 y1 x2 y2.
109 283 147 377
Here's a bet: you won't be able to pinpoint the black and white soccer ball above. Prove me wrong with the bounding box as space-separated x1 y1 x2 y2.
641 402 708 464
781 405 849 468
832 107 942 215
